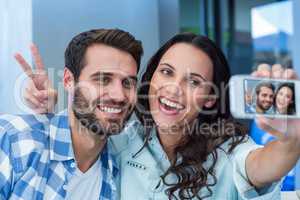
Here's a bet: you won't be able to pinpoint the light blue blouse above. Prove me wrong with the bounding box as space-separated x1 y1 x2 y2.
109 120 281 200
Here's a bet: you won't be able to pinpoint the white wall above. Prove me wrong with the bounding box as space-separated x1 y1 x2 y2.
158 0 179 45
32 0 160 111
0 0 161 113
32 0 160 71
0 0 32 113
235 0 278 32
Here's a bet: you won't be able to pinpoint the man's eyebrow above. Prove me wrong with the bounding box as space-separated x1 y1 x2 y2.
90 71 113 78
127 76 138 82
90 71 137 81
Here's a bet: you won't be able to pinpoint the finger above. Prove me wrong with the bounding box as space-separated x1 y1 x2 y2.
271 63 283 71
33 91 50 103
35 90 54 102
33 108 48 114
255 116 284 138
255 69 271 78
36 89 58 100
256 63 271 78
23 91 44 109
25 99 48 114
25 80 40 97
35 90 49 100
257 63 271 72
34 89 57 113
271 64 283 78
251 71 258 77
14 53 33 78
282 69 298 80
30 44 45 72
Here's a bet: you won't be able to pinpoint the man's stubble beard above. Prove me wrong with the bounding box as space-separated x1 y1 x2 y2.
257 96 273 112
72 87 133 138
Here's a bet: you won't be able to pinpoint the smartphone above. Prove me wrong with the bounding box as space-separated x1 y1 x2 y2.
229 75 300 119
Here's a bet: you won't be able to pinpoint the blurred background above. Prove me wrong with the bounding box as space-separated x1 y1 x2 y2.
1 0 300 192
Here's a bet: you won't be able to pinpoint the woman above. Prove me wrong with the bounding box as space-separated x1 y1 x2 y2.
274 83 295 115
18 33 300 199
116 33 286 199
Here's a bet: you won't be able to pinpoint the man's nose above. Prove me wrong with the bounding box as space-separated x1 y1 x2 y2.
268 98 273 103
108 81 126 102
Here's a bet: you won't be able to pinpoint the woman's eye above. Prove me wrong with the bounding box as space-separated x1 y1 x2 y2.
188 79 201 87
160 68 172 75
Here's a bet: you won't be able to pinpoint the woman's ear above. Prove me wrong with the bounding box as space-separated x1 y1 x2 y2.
203 97 216 109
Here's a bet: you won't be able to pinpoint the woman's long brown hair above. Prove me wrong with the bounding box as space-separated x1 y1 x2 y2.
134 33 248 199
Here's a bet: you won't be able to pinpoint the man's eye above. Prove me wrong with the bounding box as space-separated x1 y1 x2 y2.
98 76 110 85
122 79 136 89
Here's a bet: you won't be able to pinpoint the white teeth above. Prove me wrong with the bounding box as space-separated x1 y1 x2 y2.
99 106 122 114
160 98 184 109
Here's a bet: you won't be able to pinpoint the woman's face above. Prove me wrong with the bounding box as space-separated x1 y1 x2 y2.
275 86 293 114
148 43 214 131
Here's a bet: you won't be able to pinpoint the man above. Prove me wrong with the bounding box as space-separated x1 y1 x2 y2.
0 29 143 200
253 82 275 114
244 89 253 113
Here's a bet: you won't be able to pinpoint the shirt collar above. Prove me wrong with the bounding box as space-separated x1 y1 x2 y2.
49 109 75 161
48 109 119 177
100 141 119 178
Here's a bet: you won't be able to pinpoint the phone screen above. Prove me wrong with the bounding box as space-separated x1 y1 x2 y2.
244 79 296 116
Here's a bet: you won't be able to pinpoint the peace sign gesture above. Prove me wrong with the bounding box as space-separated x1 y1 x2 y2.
14 44 57 113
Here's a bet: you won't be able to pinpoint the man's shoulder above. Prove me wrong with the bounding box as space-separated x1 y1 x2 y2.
0 113 56 172
0 113 55 151
0 113 54 132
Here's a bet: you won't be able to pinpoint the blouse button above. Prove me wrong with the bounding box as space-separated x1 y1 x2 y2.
62 184 68 191
70 162 76 168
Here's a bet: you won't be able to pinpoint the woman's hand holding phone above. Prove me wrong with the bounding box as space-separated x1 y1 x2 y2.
253 63 300 149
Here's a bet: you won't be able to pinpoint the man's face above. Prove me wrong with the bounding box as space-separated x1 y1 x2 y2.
71 44 137 136
256 86 274 112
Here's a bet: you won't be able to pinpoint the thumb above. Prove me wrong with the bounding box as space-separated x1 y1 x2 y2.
255 116 286 139
37 89 58 101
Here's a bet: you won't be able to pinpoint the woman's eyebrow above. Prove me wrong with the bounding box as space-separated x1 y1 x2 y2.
160 62 207 81
160 63 175 70
189 73 207 81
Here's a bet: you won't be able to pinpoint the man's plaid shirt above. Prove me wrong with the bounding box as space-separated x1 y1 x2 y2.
0 110 119 200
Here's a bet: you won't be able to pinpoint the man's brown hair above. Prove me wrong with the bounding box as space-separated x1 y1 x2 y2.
255 82 275 95
65 29 143 80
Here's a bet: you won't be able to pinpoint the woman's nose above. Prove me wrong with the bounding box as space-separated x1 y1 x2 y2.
164 80 183 97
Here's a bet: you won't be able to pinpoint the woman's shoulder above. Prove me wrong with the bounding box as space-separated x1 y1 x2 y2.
109 119 145 154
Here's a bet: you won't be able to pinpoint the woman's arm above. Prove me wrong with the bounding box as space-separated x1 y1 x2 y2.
247 138 300 188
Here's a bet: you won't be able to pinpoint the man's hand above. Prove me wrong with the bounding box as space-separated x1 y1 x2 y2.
15 44 58 113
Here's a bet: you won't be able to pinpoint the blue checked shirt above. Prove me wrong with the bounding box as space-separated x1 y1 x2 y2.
0 110 119 200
